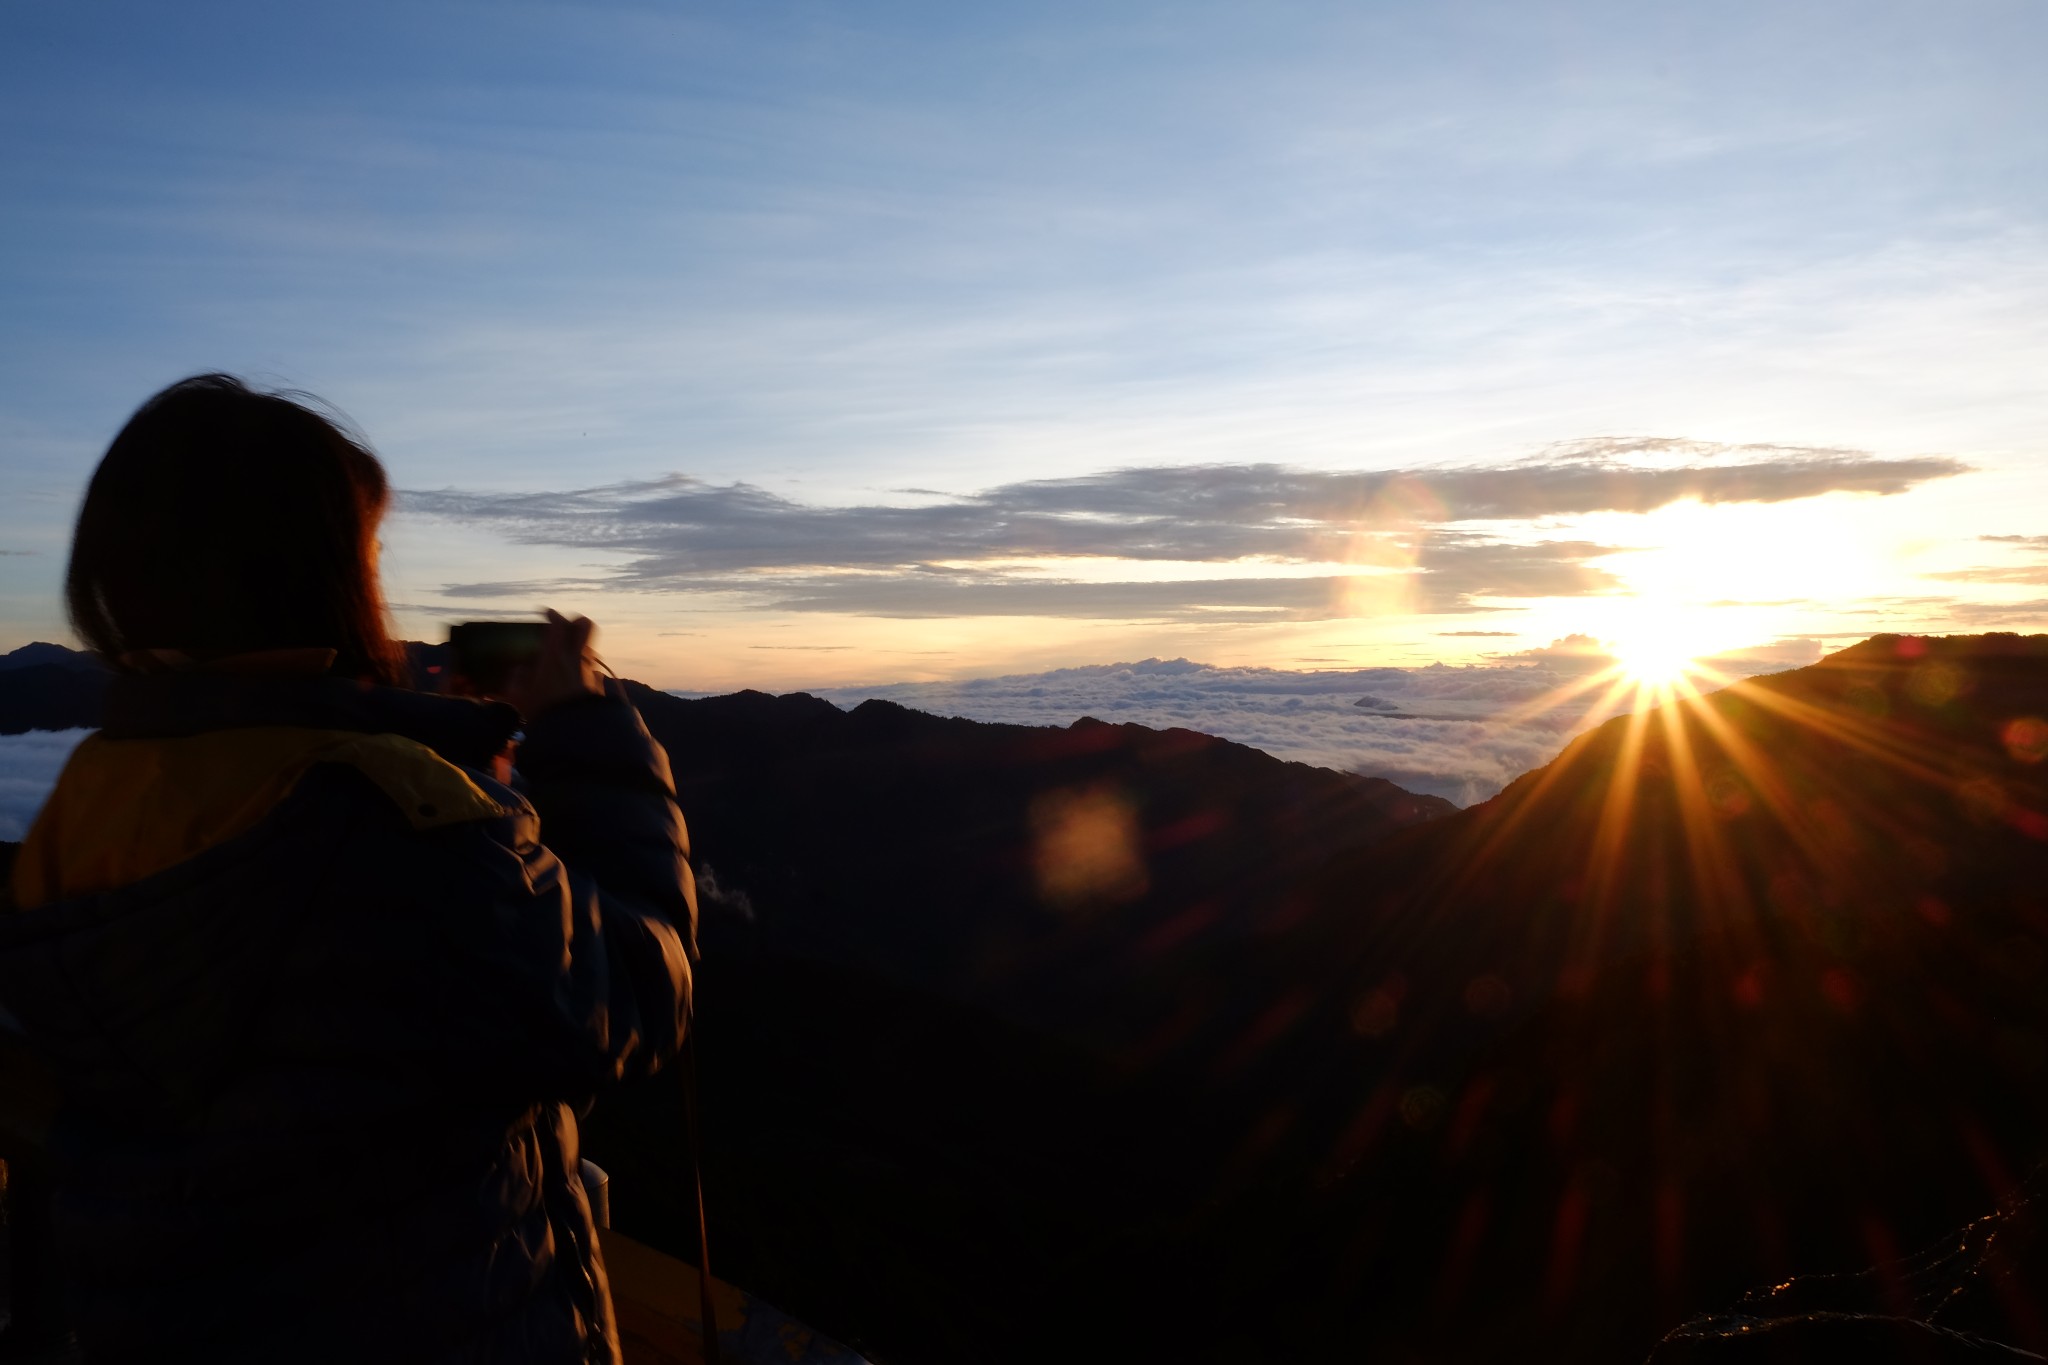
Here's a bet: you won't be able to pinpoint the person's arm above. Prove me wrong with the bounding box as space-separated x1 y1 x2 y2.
502 609 698 956
368 778 692 1102
348 609 694 1099
513 685 698 960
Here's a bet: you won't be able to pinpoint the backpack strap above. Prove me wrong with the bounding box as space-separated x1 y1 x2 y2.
681 1010 721 1364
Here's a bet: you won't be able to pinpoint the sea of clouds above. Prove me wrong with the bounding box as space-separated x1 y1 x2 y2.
809 645 1818 806
808 659 1594 805
0 727 91 841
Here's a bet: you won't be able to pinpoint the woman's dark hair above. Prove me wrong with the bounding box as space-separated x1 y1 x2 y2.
67 374 407 686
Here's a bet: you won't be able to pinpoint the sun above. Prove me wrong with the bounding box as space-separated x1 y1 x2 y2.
1610 625 1699 690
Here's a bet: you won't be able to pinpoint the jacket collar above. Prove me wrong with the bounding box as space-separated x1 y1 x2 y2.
101 672 520 772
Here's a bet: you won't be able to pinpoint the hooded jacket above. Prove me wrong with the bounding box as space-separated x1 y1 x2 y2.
0 669 695 1364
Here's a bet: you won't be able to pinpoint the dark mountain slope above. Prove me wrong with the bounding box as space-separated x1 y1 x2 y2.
582 686 1459 1362
592 636 2048 1364
623 685 1450 1028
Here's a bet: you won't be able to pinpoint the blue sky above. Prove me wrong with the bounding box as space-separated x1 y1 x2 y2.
5 1 2046 690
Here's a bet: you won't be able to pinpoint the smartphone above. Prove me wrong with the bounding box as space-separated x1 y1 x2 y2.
448 621 547 694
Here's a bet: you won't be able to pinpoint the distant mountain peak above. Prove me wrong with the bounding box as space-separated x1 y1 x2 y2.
0 641 101 673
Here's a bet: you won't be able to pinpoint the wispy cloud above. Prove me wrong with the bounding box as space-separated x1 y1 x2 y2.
1926 535 2048 585
401 442 1959 620
1940 599 2048 627
405 444 1962 571
741 561 1584 622
1925 566 2048 585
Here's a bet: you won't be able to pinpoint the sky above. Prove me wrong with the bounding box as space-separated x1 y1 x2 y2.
5 0 2047 697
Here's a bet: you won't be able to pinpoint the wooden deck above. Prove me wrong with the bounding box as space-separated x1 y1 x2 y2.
599 1228 871 1365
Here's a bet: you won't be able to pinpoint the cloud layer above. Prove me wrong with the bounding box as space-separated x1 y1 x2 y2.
801 640 1822 806
404 443 1963 620
0 728 90 841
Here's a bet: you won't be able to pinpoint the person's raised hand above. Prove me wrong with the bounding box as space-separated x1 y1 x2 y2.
505 609 604 721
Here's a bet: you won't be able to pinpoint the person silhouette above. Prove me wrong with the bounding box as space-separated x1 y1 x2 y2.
0 374 694 1364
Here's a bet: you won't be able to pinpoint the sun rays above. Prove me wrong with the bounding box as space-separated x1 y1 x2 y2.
1496 624 1736 742
1319 633 2048 1324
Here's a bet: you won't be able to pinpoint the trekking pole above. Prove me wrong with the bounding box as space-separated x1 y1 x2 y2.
680 1013 721 1365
